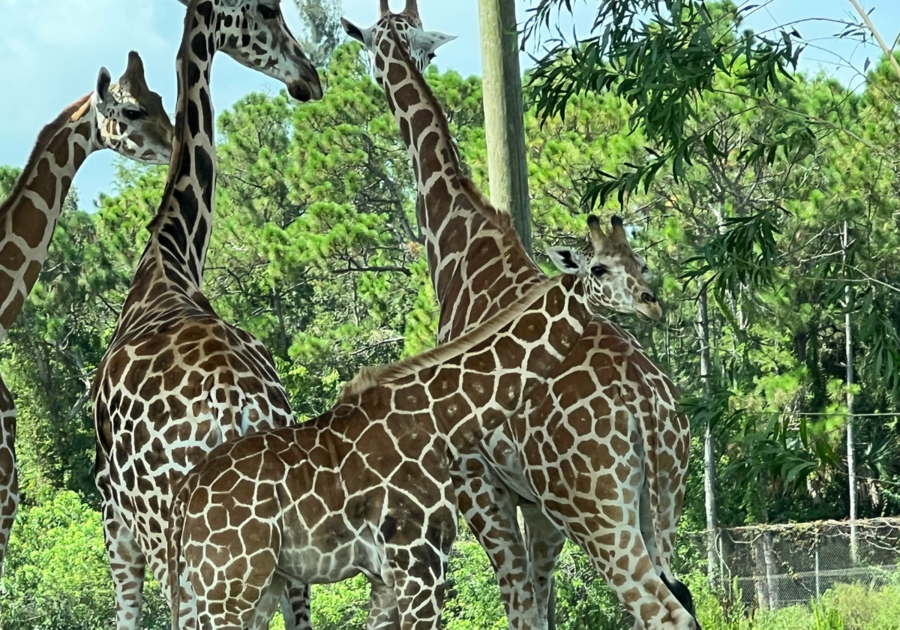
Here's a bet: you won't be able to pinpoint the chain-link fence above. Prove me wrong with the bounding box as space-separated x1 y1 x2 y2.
676 518 900 611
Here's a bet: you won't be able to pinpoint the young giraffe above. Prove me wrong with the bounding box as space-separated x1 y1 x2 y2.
90 2 321 629
165 216 662 630
0 51 173 581
342 4 698 629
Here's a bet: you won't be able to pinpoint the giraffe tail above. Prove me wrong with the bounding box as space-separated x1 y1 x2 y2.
635 403 700 628
661 573 700 627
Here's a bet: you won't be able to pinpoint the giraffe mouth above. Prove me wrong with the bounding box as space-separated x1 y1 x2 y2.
636 302 664 321
287 75 323 102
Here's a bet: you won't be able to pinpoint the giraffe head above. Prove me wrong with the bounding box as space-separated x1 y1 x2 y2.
175 0 323 102
547 215 663 321
93 52 174 165
340 0 456 85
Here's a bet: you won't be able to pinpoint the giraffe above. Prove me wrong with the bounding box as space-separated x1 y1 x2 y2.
90 2 322 629
0 50 173 582
164 215 683 630
341 3 698 629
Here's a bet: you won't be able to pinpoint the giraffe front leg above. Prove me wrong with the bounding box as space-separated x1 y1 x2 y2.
454 455 536 630
520 503 566 630
100 501 147 630
280 582 312 630
366 579 400 629
380 504 456 630
0 379 18 581
383 546 449 630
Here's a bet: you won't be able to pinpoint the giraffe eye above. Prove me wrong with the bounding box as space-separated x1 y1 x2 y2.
123 109 145 121
591 265 608 277
258 4 278 19
427 52 436 61
641 265 649 274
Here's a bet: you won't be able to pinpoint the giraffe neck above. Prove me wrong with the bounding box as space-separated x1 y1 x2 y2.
350 273 591 452
119 0 219 326
375 22 542 340
0 95 98 340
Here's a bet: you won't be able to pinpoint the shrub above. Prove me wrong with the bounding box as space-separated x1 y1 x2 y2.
0 491 169 630
822 581 900 630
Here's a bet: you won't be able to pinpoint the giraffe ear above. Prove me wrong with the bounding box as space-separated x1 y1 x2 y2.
341 18 374 48
546 247 584 275
96 67 112 102
409 30 456 56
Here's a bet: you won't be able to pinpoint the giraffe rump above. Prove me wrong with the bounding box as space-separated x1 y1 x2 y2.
339 277 556 401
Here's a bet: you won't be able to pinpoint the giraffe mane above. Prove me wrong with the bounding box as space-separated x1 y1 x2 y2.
456 176 529 259
0 94 92 217
384 18 533 264
339 276 557 400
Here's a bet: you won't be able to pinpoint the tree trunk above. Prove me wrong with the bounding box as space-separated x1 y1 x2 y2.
477 0 533 257
843 220 858 564
698 286 719 587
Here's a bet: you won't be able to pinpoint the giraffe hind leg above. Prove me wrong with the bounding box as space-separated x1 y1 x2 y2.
454 457 537 630
521 503 566 630
366 579 400 629
635 449 698 628
245 574 289 630
100 502 147 630
380 508 456 630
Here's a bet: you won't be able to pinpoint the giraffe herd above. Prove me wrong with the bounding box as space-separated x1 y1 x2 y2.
0 0 699 629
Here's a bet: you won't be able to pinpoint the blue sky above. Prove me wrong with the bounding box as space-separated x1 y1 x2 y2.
0 0 897 208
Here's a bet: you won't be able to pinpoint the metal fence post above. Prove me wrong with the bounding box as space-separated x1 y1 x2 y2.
815 544 821 601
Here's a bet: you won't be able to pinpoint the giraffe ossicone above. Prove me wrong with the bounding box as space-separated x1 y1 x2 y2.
165 216 653 630
0 50 173 588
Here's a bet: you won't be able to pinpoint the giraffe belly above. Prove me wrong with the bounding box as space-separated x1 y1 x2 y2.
278 523 380 586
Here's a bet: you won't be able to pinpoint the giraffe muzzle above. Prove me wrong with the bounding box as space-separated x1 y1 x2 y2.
287 67 324 102
638 292 663 320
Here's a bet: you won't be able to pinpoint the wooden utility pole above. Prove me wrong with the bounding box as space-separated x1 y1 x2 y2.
478 0 533 256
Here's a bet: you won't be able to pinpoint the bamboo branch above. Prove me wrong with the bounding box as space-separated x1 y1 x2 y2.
848 0 900 81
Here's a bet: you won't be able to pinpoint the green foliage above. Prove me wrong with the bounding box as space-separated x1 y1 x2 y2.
821 581 900 630
0 491 168 630
524 0 804 206
687 578 900 630
442 529 506 630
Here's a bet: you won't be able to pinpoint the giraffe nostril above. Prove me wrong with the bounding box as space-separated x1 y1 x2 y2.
641 292 657 304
